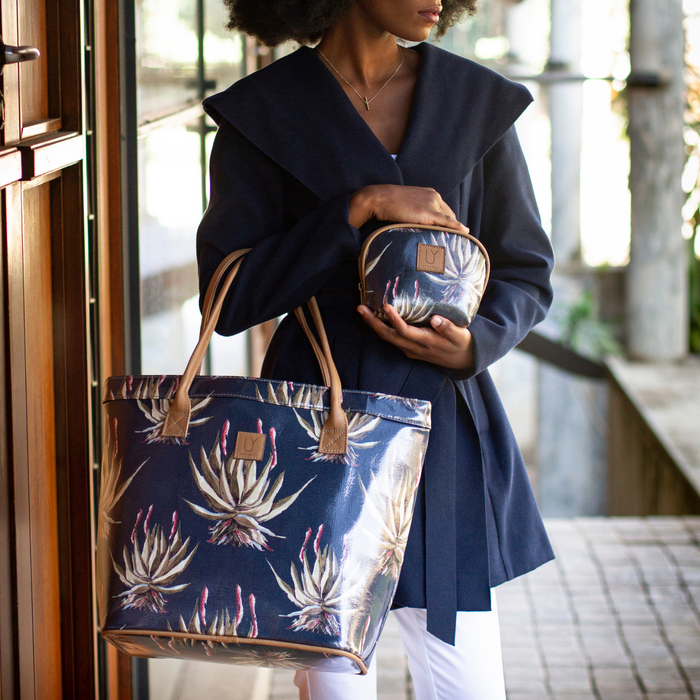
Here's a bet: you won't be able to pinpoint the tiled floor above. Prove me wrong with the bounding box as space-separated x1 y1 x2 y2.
500 517 700 700
148 517 700 700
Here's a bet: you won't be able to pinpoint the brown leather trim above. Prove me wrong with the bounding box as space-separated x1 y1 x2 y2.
293 307 332 387
163 250 348 455
161 253 247 437
307 298 348 455
233 431 266 461
102 630 368 674
416 243 446 273
358 223 491 305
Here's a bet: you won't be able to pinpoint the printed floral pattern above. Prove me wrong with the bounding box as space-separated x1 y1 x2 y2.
294 410 381 466
113 507 197 613
123 376 213 444
376 286 435 325
98 417 145 539
359 469 418 579
269 526 360 635
255 380 326 411
187 421 314 550
166 586 258 656
425 231 487 315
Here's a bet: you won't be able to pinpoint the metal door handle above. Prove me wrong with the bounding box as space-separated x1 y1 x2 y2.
0 36 40 72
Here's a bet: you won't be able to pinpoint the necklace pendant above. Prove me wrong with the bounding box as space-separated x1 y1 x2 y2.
363 97 370 111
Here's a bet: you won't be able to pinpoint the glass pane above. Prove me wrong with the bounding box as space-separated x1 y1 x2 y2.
203 128 252 376
139 123 204 374
137 0 199 124
204 0 245 96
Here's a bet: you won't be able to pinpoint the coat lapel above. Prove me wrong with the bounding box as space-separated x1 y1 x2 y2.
203 46 403 203
398 44 533 196
203 43 532 202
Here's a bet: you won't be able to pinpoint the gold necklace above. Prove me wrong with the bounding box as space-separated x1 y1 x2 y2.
317 46 404 111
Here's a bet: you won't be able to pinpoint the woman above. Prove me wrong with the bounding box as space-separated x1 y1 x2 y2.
197 1 555 697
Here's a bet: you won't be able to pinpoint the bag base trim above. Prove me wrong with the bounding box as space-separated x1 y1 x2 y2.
102 629 369 675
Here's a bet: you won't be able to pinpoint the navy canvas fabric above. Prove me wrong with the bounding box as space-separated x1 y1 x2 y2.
197 43 555 645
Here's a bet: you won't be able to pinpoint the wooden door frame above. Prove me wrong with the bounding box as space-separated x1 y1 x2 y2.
93 0 133 695
0 0 133 696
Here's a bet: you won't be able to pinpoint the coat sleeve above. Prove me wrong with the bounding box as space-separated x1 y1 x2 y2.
196 120 362 336
453 126 554 379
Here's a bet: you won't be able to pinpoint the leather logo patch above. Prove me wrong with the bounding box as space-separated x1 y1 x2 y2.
233 432 266 461
417 243 446 273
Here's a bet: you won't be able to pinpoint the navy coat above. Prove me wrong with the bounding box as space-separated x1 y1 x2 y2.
197 43 555 645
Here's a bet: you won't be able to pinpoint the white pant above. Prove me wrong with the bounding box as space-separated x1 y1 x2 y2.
294 592 506 700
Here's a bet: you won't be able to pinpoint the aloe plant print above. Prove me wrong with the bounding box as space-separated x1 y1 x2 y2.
294 410 381 466
110 636 157 658
112 507 197 613
377 286 435 325
225 648 313 669
126 376 212 445
167 586 258 655
255 380 326 411
359 469 418 579
98 417 146 539
269 525 360 636
425 231 487 314
187 420 314 550
364 241 392 282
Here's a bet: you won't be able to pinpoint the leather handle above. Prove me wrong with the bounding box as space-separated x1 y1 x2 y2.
293 307 332 388
197 252 332 389
162 250 348 456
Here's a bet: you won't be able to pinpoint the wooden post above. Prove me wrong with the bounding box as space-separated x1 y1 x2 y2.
628 0 687 360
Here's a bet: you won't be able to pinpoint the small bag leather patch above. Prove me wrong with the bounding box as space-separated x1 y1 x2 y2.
416 243 446 273
233 432 266 461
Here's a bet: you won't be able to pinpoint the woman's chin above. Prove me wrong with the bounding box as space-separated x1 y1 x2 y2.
394 26 433 43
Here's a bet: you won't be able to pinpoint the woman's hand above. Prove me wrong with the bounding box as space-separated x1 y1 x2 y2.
349 184 469 233
358 304 475 370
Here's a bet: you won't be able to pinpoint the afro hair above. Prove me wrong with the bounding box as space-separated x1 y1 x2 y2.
223 0 478 47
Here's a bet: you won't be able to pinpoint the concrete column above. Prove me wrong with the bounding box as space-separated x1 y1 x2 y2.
536 0 609 517
628 0 687 360
549 0 583 264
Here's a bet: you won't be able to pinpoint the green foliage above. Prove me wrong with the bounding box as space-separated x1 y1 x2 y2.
683 57 700 353
690 233 700 353
560 290 622 361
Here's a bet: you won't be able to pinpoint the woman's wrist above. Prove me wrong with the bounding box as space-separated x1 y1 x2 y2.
349 187 375 228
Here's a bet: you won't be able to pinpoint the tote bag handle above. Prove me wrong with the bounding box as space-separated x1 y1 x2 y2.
161 250 349 456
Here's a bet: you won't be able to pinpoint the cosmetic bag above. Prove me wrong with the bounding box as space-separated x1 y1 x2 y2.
359 223 490 327
97 249 432 674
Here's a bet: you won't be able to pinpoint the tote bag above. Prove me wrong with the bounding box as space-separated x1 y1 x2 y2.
97 249 432 674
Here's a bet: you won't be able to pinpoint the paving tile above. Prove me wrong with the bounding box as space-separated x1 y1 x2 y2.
503 665 546 681
504 677 550 694
636 667 686 692
679 665 700 680
545 652 590 668
629 648 677 667
502 649 542 667
592 667 641 694
547 666 590 681
549 677 594 694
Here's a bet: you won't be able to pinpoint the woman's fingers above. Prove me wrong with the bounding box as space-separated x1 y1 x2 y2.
357 305 474 370
358 305 417 347
358 185 470 233
430 315 461 341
